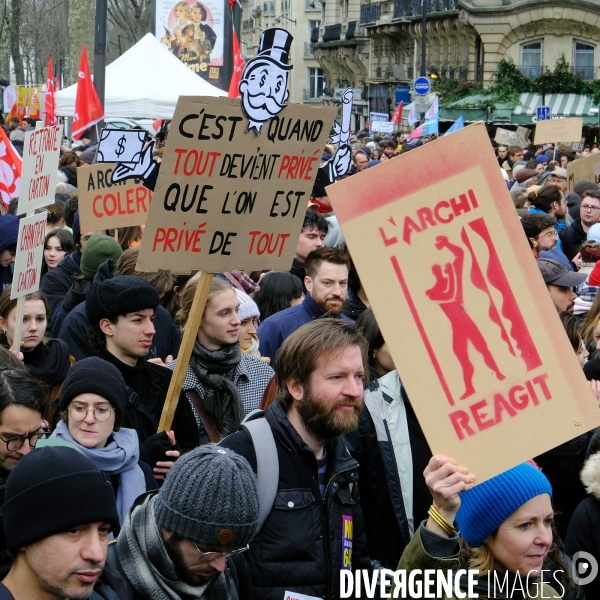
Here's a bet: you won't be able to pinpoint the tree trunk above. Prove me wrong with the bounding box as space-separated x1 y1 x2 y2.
67 0 95 85
9 0 24 84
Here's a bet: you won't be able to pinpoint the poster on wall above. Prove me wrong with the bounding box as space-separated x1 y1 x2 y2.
155 0 225 90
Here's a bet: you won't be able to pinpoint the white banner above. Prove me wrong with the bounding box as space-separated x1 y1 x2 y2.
371 121 394 133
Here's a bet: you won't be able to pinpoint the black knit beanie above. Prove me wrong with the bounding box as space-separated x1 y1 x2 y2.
154 446 258 549
86 275 160 327
3 445 119 551
59 357 128 425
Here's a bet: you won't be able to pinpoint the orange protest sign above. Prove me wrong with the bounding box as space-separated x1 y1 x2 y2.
137 96 336 274
328 122 600 483
77 164 152 232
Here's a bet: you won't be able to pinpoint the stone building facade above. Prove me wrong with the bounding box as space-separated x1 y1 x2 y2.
304 0 600 123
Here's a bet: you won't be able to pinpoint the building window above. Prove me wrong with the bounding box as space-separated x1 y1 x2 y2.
574 41 595 80
308 19 320 40
308 68 323 98
521 41 542 78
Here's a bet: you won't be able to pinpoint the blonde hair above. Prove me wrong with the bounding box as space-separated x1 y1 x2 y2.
175 277 234 331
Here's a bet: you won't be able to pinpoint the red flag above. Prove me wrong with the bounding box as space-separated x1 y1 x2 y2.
228 26 245 99
0 128 22 209
390 101 403 125
72 45 103 140
45 56 56 126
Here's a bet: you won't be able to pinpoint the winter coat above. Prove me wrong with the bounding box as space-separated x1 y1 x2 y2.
559 218 588 261
344 371 431 569
535 433 589 539
40 251 82 317
342 288 368 320
0 215 18 293
97 350 199 461
565 451 600 600
397 525 580 599
220 401 372 600
48 276 92 337
257 293 354 363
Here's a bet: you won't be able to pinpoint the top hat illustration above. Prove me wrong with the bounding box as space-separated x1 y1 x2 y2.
255 28 294 70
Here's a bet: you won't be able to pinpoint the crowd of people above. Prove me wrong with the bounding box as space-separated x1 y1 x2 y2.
1 120 600 599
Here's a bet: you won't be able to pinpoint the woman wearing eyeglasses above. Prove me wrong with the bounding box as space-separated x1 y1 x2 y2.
50 357 160 533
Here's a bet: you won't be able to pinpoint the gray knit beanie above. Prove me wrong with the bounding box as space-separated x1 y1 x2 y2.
154 445 258 549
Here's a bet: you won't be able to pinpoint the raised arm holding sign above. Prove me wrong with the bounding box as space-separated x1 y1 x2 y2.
327 122 600 483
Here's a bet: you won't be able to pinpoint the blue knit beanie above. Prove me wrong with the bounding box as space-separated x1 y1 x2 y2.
456 463 552 547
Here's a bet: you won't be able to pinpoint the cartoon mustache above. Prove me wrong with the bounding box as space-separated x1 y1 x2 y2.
245 92 287 115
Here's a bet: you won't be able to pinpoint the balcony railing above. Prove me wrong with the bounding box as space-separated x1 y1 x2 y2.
518 65 543 78
304 42 315 57
392 0 458 18
305 0 322 9
360 2 381 24
304 89 324 101
572 65 597 81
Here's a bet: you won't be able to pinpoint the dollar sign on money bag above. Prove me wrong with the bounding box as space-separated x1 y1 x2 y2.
115 135 126 157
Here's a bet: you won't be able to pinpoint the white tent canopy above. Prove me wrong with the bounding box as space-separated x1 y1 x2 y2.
55 33 227 119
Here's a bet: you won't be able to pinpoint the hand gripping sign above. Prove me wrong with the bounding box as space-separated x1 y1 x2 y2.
327 122 600 483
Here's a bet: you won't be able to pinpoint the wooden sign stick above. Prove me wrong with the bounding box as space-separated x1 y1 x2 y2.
157 271 214 432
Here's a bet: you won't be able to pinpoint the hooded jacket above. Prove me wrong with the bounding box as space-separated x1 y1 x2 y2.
565 452 600 600
220 402 372 600
0 215 18 293
40 251 82 316
56 260 181 362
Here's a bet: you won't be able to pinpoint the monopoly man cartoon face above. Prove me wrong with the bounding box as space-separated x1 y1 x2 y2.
239 28 293 134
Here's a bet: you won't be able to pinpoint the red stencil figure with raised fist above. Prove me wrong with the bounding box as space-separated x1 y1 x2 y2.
426 235 505 400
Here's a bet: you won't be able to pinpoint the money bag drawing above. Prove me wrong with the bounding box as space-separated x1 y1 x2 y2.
99 28 294 185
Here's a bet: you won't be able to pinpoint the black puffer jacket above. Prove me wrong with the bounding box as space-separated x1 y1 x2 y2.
41 251 82 317
220 402 372 600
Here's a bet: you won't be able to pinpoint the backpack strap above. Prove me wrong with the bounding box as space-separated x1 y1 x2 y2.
238 410 279 534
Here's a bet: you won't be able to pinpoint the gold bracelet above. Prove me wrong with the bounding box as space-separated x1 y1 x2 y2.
428 505 456 536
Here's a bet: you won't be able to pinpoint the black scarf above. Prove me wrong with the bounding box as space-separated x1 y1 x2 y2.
188 341 244 437
0 333 70 387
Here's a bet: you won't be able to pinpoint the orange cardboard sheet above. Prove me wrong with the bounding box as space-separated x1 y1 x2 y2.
77 164 152 232
137 97 336 273
327 122 600 483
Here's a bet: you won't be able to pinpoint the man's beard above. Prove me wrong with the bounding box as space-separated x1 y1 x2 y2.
163 536 216 587
312 293 344 315
296 385 362 442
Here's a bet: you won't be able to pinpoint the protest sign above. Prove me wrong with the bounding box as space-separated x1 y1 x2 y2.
494 127 528 148
17 124 62 215
567 152 600 192
327 122 600 483
137 96 336 274
534 117 583 145
77 164 153 231
371 121 394 134
97 128 146 164
559 141 584 153
10 211 47 300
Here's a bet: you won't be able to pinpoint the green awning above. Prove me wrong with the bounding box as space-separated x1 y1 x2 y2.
511 93 599 125
439 93 514 123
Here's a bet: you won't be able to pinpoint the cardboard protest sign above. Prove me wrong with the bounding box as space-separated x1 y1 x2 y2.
10 211 47 299
494 127 527 148
77 164 153 232
137 96 336 273
567 152 600 192
534 117 583 145
97 128 147 164
327 122 600 483
17 124 62 215
559 141 584 153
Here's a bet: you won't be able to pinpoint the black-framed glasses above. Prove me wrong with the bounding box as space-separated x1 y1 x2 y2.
192 542 249 561
69 405 113 422
0 430 48 452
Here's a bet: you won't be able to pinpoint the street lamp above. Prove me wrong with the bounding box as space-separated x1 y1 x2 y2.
275 16 297 24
